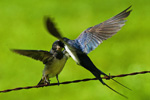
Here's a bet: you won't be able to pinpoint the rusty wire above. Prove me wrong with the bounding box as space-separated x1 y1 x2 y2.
0 71 149 93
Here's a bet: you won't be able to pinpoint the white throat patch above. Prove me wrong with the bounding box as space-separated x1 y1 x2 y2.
65 45 80 64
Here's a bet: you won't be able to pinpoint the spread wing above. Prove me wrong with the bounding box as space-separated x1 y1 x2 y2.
45 17 63 40
75 6 132 54
12 49 53 63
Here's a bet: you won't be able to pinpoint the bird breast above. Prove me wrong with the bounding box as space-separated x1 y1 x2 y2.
43 56 67 78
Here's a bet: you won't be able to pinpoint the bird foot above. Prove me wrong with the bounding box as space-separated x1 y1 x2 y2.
44 79 51 86
57 82 60 86
45 82 51 86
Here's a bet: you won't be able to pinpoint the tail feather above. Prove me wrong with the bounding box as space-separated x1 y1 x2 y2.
78 53 129 98
105 83 128 99
111 78 132 90
93 69 131 90
92 70 128 98
92 71 106 85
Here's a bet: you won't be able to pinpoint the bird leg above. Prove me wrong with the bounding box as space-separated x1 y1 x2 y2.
44 75 51 85
56 74 60 86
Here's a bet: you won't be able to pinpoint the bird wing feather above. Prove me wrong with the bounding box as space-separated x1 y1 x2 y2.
76 6 132 54
12 49 53 64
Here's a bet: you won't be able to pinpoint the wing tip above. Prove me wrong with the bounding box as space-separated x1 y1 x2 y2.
10 49 18 53
113 6 132 19
44 16 63 40
10 49 25 55
125 5 132 11
122 6 132 18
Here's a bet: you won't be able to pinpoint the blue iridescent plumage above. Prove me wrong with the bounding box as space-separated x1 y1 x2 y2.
76 29 101 54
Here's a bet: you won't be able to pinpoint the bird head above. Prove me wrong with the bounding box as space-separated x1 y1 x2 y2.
52 40 64 52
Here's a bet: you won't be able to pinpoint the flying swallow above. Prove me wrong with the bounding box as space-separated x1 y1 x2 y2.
12 40 69 85
45 6 132 98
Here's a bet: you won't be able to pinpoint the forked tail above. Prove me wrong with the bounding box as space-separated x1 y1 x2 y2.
92 70 128 99
105 83 128 99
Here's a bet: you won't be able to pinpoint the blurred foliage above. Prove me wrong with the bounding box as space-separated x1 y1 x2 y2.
0 0 150 100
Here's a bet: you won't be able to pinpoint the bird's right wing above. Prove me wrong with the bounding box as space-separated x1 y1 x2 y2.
11 49 53 64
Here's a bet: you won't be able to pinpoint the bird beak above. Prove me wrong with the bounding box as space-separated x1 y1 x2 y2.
56 46 63 51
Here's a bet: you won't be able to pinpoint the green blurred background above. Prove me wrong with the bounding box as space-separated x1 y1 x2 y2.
0 0 150 100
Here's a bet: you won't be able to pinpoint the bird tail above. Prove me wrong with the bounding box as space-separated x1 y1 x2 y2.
91 70 106 85
91 69 129 99
79 54 129 98
93 69 131 90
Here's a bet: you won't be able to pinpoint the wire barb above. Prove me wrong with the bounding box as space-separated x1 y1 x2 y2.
0 71 149 93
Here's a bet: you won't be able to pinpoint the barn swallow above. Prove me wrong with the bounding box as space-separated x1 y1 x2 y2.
12 40 69 85
45 6 132 98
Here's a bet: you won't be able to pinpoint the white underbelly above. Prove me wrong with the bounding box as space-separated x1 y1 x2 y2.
43 56 67 78
65 45 80 64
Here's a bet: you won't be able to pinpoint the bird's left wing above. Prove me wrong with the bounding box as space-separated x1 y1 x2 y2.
75 6 132 54
12 49 53 64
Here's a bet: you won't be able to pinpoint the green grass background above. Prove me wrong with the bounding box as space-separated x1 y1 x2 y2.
0 0 150 100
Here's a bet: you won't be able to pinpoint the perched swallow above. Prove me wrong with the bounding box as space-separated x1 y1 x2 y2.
45 6 132 98
12 40 69 85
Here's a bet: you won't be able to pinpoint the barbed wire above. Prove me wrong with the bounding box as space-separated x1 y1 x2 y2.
0 71 149 93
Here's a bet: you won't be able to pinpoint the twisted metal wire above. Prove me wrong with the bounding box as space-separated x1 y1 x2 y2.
0 71 149 93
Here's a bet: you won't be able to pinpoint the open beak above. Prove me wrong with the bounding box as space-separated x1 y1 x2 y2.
56 46 63 51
